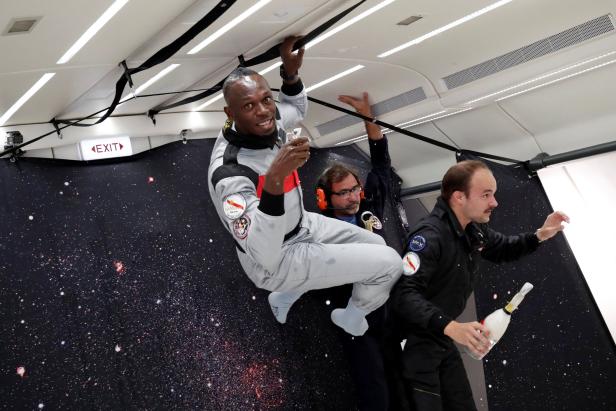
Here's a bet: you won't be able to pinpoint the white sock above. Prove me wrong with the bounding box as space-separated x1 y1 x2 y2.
268 290 303 324
330 298 369 336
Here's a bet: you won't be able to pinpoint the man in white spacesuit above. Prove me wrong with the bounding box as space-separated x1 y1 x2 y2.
208 37 402 336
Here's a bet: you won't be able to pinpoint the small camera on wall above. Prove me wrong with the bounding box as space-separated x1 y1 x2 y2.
4 130 24 162
4 130 23 149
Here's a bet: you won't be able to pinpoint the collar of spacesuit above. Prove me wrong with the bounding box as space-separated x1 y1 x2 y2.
222 122 279 150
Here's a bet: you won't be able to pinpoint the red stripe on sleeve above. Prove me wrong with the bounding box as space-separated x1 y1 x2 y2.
256 171 300 198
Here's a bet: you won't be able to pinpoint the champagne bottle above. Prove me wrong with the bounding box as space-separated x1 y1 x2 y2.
467 282 534 360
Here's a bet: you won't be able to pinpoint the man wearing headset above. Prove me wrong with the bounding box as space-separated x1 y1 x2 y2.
315 92 408 411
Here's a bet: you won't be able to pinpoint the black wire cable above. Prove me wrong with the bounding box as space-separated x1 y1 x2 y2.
302 93 524 165
146 0 368 119
0 0 521 166
55 0 237 128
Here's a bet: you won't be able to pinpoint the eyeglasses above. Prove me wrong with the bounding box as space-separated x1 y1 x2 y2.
330 184 362 198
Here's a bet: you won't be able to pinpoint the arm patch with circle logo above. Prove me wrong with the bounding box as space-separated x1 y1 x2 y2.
408 234 426 252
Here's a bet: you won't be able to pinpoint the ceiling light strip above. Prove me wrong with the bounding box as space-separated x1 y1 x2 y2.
259 62 282 75
188 0 272 54
495 58 616 101
306 65 364 92
378 0 513 58
334 108 472 146
305 0 396 50
0 73 56 126
57 0 130 64
195 93 225 111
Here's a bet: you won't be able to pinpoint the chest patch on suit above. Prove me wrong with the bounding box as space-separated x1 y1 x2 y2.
402 252 421 276
232 215 250 239
408 234 427 252
222 193 246 219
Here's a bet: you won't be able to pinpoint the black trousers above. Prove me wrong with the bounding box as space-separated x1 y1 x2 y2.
337 303 409 411
401 336 477 411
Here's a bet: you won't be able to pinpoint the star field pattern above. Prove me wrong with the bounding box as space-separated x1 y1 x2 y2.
460 153 616 411
0 140 379 410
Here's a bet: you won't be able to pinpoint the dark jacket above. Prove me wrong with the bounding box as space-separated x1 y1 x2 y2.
356 136 391 229
352 137 407 253
392 197 541 342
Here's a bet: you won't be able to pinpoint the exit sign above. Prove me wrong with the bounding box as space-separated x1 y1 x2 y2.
80 136 132 160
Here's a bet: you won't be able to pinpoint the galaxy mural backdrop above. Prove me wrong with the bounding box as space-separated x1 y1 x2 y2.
460 153 616 410
1 140 614 410
0 139 383 410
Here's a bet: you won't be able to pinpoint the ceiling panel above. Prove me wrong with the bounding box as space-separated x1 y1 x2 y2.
431 104 541 160
498 61 616 155
1 0 615 168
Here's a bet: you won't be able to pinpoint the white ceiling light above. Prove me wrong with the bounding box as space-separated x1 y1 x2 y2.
57 0 130 64
398 107 473 127
335 110 447 146
194 93 224 111
188 0 272 54
495 57 616 102
305 0 396 50
466 51 616 104
334 108 472 146
0 73 55 126
195 65 365 110
378 0 513 58
259 61 282 75
255 1 395 76
120 64 181 103
306 65 364 92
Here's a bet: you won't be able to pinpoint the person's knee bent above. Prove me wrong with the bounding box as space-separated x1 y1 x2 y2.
366 246 403 286
382 246 403 282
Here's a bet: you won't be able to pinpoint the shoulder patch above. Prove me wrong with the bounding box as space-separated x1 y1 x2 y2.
408 234 426 252
223 193 246 219
232 215 250 239
402 252 421 276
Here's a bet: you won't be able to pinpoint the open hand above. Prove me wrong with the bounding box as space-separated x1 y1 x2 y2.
338 92 372 117
537 211 570 241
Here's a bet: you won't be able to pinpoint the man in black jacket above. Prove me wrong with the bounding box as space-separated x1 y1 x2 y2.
315 92 407 411
393 159 569 411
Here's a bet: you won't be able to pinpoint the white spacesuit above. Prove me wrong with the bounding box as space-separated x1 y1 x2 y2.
208 80 402 336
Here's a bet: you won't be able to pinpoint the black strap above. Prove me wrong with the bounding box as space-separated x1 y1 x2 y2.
210 143 259 189
12 0 367 154
56 0 237 127
303 94 524 165
148 0 368 117
235 219 302 254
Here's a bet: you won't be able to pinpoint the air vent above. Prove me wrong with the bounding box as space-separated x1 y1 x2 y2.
316 87 427 136
397 15 422 26
4 17 41 35
443 14 615 90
